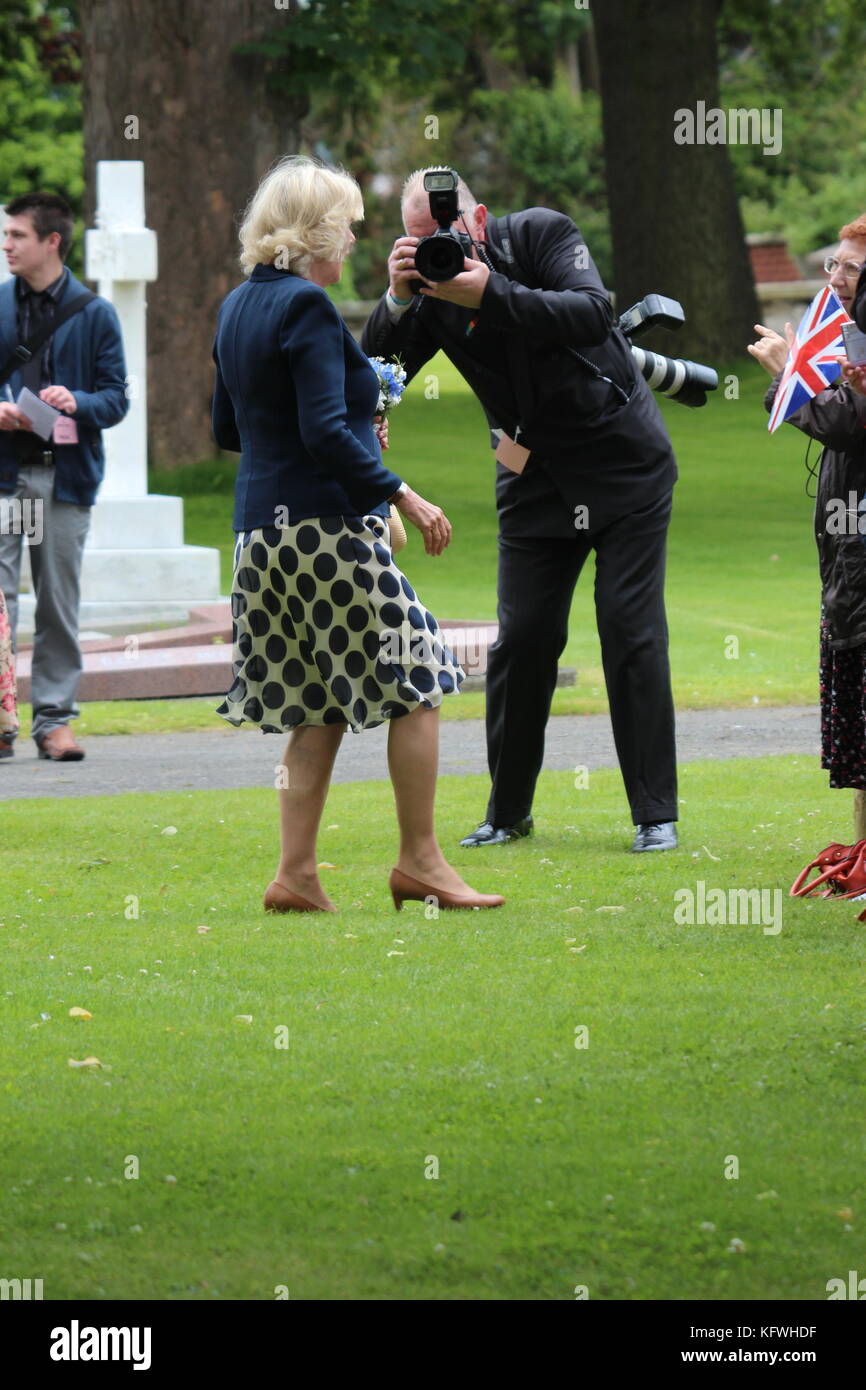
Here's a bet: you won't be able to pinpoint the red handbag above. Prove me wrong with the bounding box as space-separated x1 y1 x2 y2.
790 839 866 920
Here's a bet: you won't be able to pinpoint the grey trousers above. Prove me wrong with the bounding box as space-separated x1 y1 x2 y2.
0 464 90 742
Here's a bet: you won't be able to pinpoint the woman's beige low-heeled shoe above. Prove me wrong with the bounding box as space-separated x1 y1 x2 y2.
389 867 505 911
263 880 335 913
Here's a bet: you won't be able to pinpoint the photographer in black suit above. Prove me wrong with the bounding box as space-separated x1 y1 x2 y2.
362 168 679 851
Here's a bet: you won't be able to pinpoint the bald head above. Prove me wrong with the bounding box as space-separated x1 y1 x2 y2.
400 167 487 245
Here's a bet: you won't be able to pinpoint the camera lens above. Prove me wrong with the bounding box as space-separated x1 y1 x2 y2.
415 231 466 283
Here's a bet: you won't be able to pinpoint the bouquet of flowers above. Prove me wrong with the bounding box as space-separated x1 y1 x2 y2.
368 355 407 419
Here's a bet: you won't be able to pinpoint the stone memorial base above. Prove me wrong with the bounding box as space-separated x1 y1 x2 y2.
15 492 224 640
14 608 576 703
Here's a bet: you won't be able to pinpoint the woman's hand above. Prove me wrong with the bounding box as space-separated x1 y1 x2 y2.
395 486 452 556
373 414 389 450
747 322 792 376
838 359 866 397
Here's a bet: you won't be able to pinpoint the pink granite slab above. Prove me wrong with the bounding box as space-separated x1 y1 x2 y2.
14 616 500 701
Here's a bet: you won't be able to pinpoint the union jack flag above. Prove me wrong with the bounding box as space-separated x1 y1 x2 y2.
768 285 850 433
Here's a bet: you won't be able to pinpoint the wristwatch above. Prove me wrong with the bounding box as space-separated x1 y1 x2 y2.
388 481 408 504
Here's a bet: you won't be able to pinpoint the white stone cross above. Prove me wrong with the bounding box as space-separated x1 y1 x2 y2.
84 160 157 499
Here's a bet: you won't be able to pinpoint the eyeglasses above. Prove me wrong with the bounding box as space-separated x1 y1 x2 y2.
824 256 865 281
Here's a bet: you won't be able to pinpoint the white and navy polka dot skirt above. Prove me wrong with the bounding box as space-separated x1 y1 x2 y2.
215 513 465 734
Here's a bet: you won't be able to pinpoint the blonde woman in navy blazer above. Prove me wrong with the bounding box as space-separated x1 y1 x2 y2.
213 156 504 914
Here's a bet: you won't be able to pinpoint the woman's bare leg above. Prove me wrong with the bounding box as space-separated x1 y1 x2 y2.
387 705 480 893
274 722 345 909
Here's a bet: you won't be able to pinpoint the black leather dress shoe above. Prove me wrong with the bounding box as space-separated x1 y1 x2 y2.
460 816 534 847
631 821 678 853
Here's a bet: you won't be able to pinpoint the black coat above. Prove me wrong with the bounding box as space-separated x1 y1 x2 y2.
361 207 677 531
765 373 866 649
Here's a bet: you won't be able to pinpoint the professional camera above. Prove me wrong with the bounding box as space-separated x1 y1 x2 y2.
617 294 718 408
409 168 473 291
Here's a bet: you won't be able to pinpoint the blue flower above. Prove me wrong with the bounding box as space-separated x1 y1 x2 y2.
367 355 407 418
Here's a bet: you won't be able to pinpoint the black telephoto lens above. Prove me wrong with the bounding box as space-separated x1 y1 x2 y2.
630 347 718 408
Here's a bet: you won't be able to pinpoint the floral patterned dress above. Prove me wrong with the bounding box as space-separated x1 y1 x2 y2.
0 589 18 740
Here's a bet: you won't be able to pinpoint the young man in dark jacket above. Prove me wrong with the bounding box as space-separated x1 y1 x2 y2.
0 192 128 761
362 168 679 852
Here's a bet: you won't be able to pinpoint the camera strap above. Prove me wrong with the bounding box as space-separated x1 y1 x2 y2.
0 289 95 389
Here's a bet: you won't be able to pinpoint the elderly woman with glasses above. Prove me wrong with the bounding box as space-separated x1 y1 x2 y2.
748 216 866 830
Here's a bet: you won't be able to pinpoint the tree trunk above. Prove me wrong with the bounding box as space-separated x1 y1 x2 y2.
78 0 305 468
578 25 600 95
560 41 582 103
592 0 759 362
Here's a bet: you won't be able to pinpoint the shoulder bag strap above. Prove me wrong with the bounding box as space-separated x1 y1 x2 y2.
0 289 96 389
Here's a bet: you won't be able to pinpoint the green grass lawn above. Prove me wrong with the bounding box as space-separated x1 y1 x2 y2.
2 756 864 1301
4 355 852 1305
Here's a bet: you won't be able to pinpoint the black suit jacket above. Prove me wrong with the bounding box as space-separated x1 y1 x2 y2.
361 207 677 533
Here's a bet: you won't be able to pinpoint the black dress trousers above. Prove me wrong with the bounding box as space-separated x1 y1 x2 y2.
484 469 678 828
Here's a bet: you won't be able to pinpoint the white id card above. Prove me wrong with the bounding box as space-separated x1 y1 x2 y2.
15 387 60 441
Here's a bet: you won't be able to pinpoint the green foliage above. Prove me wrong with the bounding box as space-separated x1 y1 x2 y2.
242 0 590 113
237 0 604 296
0 1 83 272
6 0 866 302
325 253 358 304
470 83 610 278
718 0 866 251
237 0 466 127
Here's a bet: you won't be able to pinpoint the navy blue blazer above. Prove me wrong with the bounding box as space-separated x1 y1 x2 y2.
212 263 403 533
0 269 128 506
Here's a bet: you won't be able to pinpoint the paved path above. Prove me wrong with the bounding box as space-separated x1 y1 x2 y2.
0 705 820 801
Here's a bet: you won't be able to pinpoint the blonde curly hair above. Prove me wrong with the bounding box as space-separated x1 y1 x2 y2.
238 155 363 277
